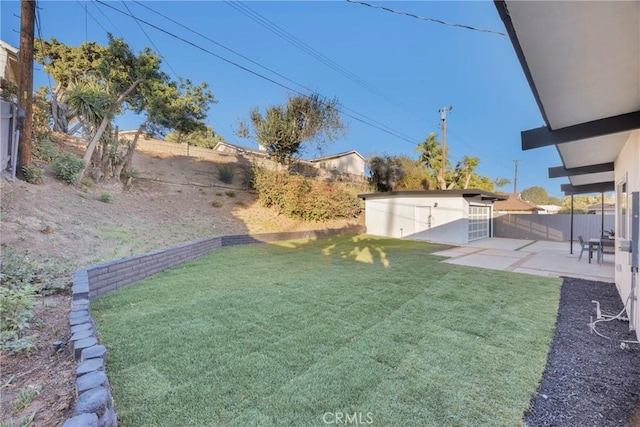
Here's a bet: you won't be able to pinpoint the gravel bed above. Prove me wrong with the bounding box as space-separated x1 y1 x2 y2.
525 277 640 427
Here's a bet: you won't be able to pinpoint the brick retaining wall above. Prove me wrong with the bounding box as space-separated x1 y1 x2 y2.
63 226 363 426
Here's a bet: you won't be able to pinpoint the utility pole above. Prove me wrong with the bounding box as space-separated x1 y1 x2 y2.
513 159 520 194
17 0 36 174
439 106 453 183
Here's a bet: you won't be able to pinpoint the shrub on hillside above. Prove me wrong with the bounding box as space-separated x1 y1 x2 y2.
52 153 85 185
22 165 44 184
252 167 362 221
218 164 235 184
0 247 69 296
0 248 69 353
32 137 59 163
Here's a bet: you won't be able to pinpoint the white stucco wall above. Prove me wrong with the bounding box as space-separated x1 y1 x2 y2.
614 129 639 338
315 153 365 177
364 195 493 245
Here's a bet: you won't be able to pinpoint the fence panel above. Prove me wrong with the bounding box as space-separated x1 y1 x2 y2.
494 214 615 241
1 100 15 174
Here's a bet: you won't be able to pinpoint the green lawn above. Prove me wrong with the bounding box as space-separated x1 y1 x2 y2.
91 235 561 427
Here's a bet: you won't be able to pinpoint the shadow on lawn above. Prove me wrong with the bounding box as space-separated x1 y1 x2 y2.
272 232 446 268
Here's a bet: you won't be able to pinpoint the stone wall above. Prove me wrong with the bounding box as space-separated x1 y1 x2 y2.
63 226 364 426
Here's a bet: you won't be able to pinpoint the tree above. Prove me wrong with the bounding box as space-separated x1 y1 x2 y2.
466 174 495 192
35 37 106 133
415 132 441 170
493 177 511 193
368 155 405 192
46 35 215 182
520 186 549 205
414 132 481 190
239 93 346 165
395 156 431 191
165 125 225 149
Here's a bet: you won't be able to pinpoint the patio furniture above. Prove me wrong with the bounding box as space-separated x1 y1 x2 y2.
597 237 615 264
578 236 589 261
588 238 601 264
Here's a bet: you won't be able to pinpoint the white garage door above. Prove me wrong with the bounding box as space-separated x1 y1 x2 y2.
468 206 490 241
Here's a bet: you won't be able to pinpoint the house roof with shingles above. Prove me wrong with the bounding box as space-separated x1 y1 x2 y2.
493 193 543 212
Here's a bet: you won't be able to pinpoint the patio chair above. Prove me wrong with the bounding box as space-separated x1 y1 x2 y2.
578 236 588 261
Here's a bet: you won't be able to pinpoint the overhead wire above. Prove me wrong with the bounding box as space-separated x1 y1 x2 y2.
131 0 419 144
88 0 124 38
345 0 506 37
94 0 421 146
35 0 55 97
224 0 422 119
119 0 179 80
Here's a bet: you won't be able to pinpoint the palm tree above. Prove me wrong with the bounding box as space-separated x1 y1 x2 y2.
415 132 441 170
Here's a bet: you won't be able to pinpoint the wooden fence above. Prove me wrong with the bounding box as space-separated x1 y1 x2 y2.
494 213 615 241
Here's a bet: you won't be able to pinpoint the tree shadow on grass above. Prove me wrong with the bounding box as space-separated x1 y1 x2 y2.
270 231 449 269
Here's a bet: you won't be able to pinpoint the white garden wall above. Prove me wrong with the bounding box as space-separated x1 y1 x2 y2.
614 130 639 336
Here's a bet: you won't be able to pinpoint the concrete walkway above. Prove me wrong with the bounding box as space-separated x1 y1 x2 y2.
433 238 614 283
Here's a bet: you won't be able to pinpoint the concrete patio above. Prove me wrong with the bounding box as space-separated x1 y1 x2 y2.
433 238 614 283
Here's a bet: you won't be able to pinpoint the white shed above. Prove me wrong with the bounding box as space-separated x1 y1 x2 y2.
358 189 507 245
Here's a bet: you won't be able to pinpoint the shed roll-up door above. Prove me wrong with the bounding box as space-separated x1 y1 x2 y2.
468 206 490 241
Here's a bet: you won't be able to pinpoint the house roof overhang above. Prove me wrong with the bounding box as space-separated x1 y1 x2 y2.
310 150 366 163
358 189 508 202
495 1 640 195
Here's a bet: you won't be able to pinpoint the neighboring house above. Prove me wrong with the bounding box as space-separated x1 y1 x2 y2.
0 40 19 86
586 203 616 215
538 205 562 215
310 150 366 178
496 1 640 338
213 141 268 158
493 193 543 215
358 189 507 245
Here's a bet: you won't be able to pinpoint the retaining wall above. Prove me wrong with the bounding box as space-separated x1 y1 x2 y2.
63 226 364 426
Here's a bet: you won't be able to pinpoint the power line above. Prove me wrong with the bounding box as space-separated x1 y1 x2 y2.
346 0 506 37
130 0 314 94
130 1 417 143
119 0 179 79
96 0 420 145
88 0 124 38
35 1 55 97
225 0 421 119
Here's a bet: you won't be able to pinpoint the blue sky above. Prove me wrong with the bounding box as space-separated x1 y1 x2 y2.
1 1 566 197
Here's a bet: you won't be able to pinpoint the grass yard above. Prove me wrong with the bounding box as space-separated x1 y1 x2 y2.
91 235 561 426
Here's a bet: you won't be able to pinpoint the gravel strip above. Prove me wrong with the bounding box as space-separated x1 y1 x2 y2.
525 277 640 427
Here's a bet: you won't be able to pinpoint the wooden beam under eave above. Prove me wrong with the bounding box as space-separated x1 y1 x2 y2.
548 162 614 178
561 181 615 195
522 111 640 151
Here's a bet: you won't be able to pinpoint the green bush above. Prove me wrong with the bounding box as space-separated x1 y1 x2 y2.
211 200 223 208
1 247 69 296
0 247 70 353
98 192 113 203
32 138 59 162
225 190 236 198
22 165 44 185
52 153 85 185
252 168 362 221
242 164 256 190
0 283 36 354
218 164 235 184
121 168 139 181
